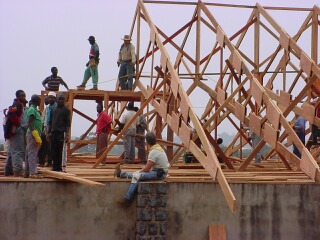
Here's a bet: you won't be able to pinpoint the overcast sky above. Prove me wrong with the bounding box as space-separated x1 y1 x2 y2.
0 0 319 138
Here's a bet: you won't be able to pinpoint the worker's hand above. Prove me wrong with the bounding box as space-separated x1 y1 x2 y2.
132 61 136 65
117 61 121 67
31 130 42 148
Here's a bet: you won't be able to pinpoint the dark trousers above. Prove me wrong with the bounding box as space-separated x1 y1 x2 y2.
38 132 50 165
50 131 64 171
312 124 319 145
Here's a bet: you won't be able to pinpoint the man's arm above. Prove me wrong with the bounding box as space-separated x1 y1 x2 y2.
64 108 71 142
28 113 42 147
60 78 69 90
42 78 48 90
131 45 136 64
140 160 155 172
28 114 35 132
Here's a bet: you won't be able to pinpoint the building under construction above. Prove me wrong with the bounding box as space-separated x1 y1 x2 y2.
1 1 320 239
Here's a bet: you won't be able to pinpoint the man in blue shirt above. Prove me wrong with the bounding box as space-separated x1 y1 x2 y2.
293 114 306 158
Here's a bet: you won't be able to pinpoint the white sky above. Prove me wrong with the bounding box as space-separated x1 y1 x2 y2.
0 0 319 138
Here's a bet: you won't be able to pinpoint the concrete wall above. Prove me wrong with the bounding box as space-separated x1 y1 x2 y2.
0 181 319 240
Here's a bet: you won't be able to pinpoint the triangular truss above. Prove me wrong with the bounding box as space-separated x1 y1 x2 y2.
90 0 320 212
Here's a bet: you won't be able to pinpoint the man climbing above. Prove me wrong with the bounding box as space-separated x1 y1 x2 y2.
77 36 100 90
117 35 136 90
42 67 69 91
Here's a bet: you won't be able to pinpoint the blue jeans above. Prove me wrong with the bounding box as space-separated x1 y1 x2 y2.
118 60 134 90
5 128 25 175
120 170 165 201
293 131 305 158
4 141 12 176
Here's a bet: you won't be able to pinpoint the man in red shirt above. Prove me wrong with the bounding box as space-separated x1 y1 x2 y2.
96 103 112 165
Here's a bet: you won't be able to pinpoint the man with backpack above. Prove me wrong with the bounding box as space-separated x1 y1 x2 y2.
4 90 28 177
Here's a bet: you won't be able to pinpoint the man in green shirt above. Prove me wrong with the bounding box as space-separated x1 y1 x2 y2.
25 95 42 178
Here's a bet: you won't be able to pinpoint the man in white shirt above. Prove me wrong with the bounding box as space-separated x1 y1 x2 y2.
115 132 170 207
116 101 138 163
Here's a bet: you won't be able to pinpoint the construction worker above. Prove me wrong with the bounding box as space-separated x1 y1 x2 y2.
115 132 170 207
42 67 69 91
117 35 136 90
77 36 100 90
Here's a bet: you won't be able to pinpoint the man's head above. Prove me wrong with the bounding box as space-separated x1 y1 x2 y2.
51 67 58 77
30 94 41 107
15 90 26 103
48 92 56 105
57 94 65 106
127 101 134 110
146 132 157 146
44 96 49 105
122 35 131 46
96 103 103 113
133 107 139 112
88 36 95 45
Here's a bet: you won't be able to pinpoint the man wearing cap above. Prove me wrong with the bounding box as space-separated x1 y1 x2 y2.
77 36 100 90
42 67 69 91
117 35 136 90
44 92 57 167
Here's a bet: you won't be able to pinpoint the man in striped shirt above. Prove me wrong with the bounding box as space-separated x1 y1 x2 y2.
42 67 69 91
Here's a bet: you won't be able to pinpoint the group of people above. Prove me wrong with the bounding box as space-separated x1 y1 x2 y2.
4 90 70 178
3 90 170 206
76 34 136 91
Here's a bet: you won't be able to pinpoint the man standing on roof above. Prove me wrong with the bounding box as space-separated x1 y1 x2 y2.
134 107 147 163
95 103 113 165
25 94 43 178
45 92 57 167
47 94 70 172
292 113 306 158
116 101 138 163
4 90 28 177
38 96 49 167
77 36 100 90
117 35 136 90
42 67 69 91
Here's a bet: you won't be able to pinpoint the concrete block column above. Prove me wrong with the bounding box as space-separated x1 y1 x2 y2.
136 182 168 240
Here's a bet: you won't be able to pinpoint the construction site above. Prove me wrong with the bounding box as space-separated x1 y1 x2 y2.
1 1 320 239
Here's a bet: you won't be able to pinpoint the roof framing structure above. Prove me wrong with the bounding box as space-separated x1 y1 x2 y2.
55 1 320 213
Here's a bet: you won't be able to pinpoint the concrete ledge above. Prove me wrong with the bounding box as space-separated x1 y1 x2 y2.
0 182 319 240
